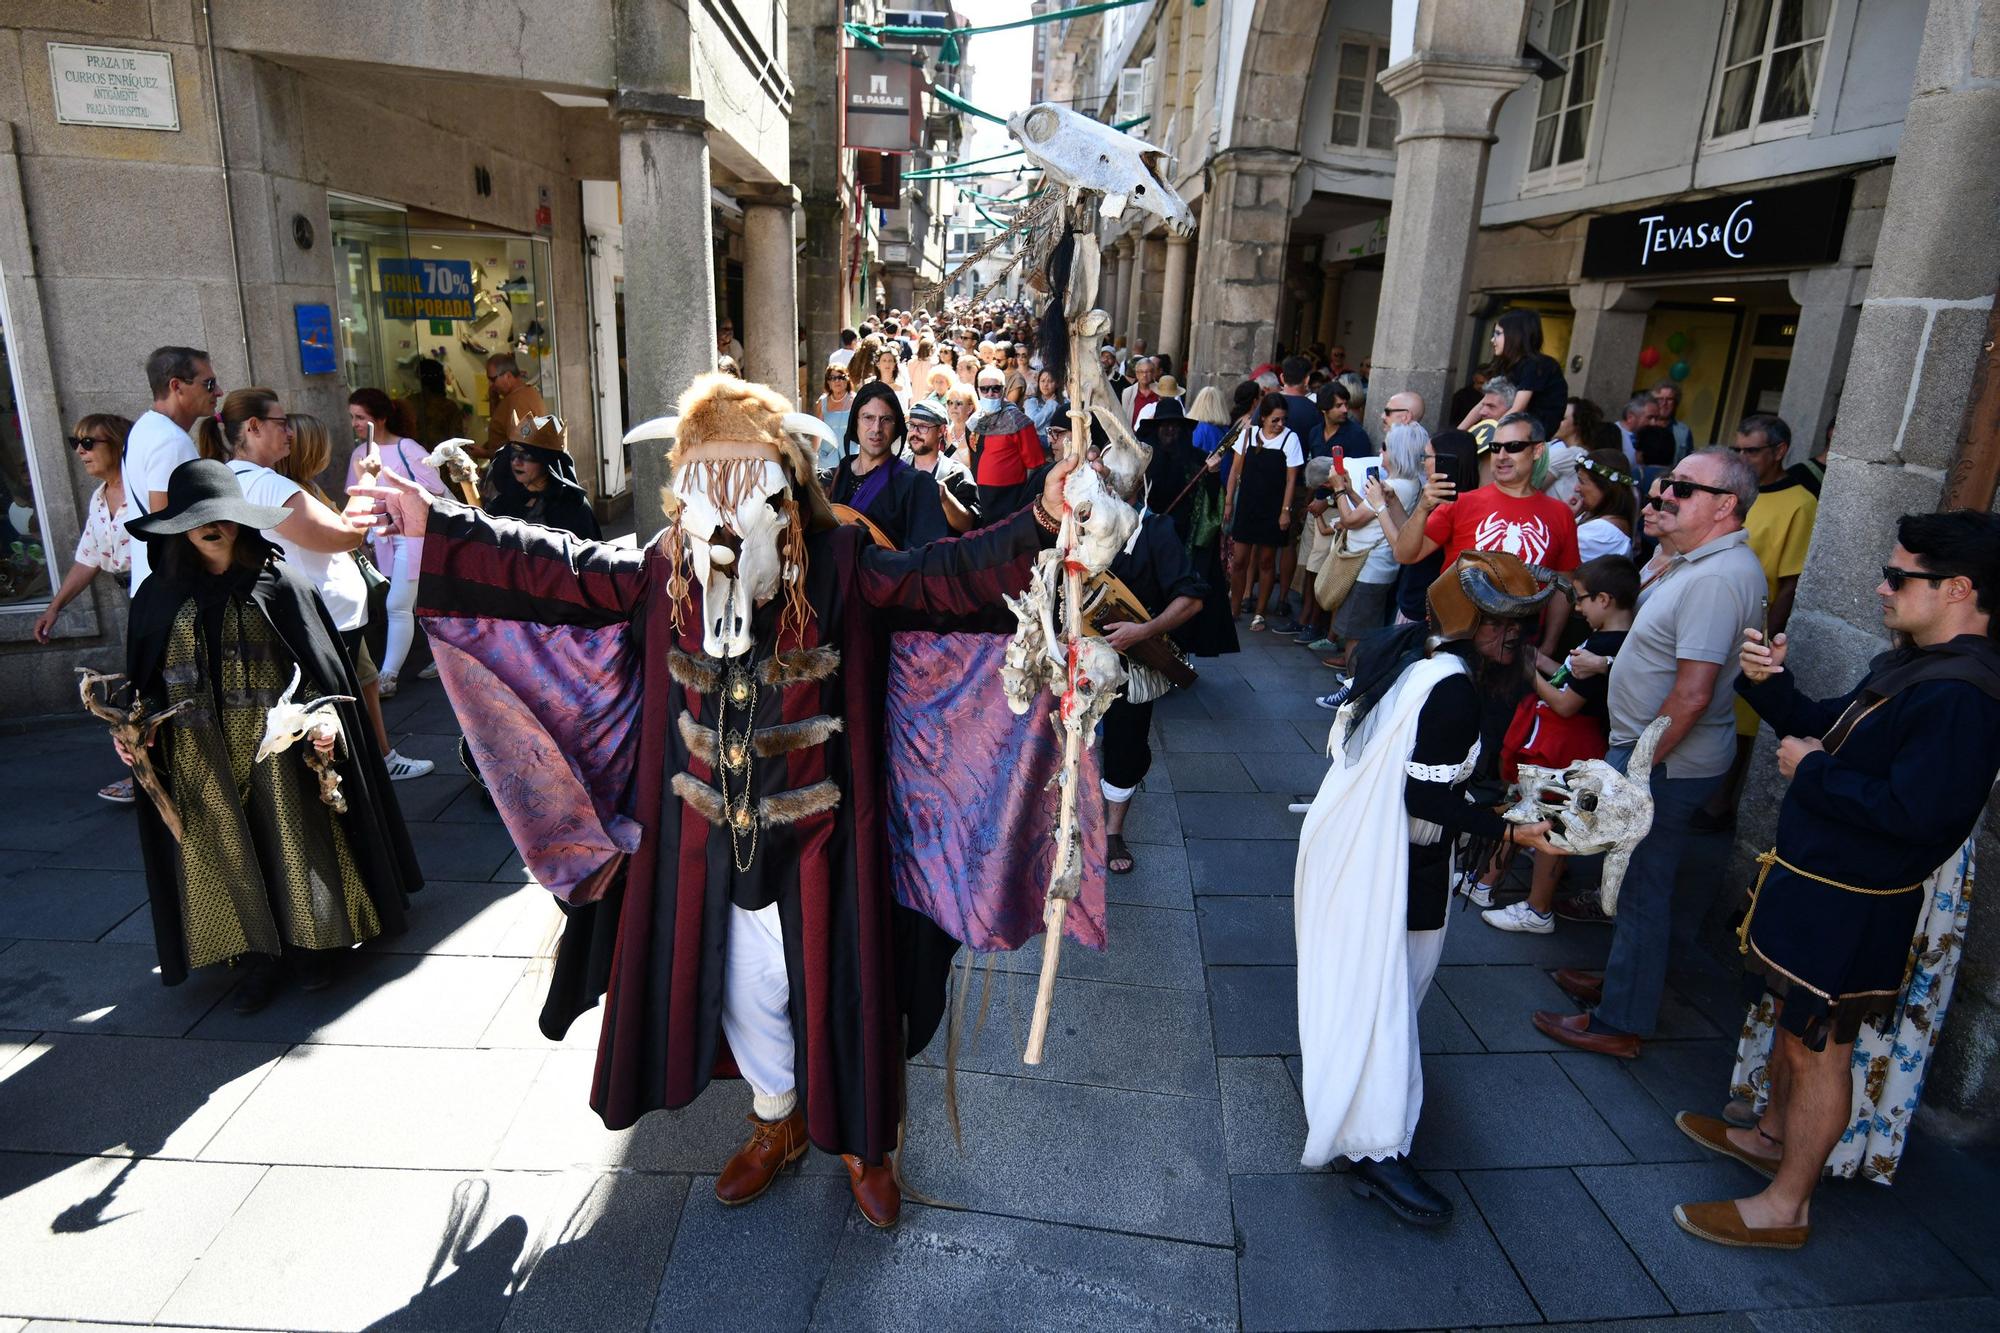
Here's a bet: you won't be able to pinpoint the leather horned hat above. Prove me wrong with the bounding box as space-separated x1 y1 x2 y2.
1427 550 1566 640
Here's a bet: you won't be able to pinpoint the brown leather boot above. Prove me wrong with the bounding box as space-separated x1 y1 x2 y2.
714 1108 807 1206
841 1153 902 1228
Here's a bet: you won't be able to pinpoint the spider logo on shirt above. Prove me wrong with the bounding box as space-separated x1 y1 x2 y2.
1472 513 1552 564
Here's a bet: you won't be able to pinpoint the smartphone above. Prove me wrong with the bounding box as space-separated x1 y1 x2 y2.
1330 445 1344 472
1366 466 1383 484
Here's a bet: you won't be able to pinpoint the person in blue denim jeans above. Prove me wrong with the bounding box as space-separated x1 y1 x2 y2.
1533 449 1766 1058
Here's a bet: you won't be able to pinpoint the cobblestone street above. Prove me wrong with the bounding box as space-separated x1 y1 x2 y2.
1 630 1997 1331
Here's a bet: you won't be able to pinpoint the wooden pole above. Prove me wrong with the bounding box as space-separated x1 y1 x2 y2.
1024 238 1097 1067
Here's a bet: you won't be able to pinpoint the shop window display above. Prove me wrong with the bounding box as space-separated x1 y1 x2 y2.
0 291 55 608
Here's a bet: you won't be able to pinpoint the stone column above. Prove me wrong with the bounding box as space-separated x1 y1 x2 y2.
1778 265 1868 461
1740 0 2000 1138
1156 233 1192 362
741 186 800 394
797 192 844 372
1366 2 1534 422
1129 233 1153 352
1315 262 1342 348
1567 280 1657 412
616 93 717 540
1110 239 1135 336
1184 149 1299 394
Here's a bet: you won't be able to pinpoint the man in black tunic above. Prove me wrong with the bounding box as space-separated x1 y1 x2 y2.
828 380 948 550
1671 510 2000 1250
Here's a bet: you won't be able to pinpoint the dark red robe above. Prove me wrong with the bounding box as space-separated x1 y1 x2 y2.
417 501 1052 1163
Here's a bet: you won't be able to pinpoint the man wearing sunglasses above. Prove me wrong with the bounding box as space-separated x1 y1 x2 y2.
1670 510 2000 1251
968 366 1047 521
1390 412 1579 656
123 345 217 594
1534 448 1766 1060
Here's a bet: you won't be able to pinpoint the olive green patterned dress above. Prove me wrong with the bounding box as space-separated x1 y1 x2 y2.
160 592 381 968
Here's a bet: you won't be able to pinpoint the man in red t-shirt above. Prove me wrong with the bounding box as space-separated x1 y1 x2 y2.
969 366 1047 520
1391 412 1578 654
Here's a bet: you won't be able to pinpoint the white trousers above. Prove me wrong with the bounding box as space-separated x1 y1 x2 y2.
377 536 422 678
720 903 797 1102
1398 919 1449 1151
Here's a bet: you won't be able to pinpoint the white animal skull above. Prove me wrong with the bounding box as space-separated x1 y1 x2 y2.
255 667 353 764
1062 464 1140 575
673 458 790 660
1502 716 1671 915
1007 103 1195 236
425 438 479 489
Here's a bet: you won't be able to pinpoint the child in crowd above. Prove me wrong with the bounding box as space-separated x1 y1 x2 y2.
1469 555 1639 932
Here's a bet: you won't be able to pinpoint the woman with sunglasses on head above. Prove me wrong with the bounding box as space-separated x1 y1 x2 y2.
1572 449 1641 561
37 415 137 802
345 388 446 698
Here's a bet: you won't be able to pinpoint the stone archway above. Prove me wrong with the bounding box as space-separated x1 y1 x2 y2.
1184 0 1329 391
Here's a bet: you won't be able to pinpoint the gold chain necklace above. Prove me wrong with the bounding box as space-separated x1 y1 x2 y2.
714 657 759 872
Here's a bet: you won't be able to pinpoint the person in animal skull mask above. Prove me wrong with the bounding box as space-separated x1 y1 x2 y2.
353 374 1081 1230
1293 551 1563 1229
828 379 949 550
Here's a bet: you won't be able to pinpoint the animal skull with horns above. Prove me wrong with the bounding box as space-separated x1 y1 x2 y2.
1503 715 1671 915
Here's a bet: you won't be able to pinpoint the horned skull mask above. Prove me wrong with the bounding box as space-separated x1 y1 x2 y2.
1502 716 1670 914
672 454 791 660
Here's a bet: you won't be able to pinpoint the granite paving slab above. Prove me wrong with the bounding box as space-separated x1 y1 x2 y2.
1414 1054 1631 1170
649 1175 848 1330
379 767 477 823
500 1170 690 1333
1234 1171 1540 1331
435 783 508 824
1176 792 1305 841
1198 895 1294 966
986 902 1203 991
1187 838 1297 895
1421 984 1486 1054
1463 1167 1674 1322
158 1165 579 1332
404 819 524 882
812 1202 1239 1331
1891 1138 2000 1288
1165 751 1256 793
0 1152 267 1324
187 951 527 1048
901 1066 1231 1245
1236 749 1332 796
1434 964 1583 1054
1576 1160 1985 1313
1553 1052 1708 1165
478 970 606 1050
911 972 1218 1099
1208 965 1298 1057
198 1043 545 1170
492 1048 841 1175
1625 1039 1740 1121
363 879 553 958
17 811 143 871
0 868 147 943
1199 689 1342 722
1219 1057 1310 1175
1439 914 1613 969
0 1031 283 1160
0 939 235 1037
1161 718 1313 754
1105 840 1195 910
1122 790 1185 846
1746 1296 2000 1331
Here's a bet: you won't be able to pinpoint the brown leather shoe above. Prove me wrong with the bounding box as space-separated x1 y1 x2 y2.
714 1108 807 1206
1673 1199 1809 1250
1675 1111 1780 1180
842 1153 902 1229
1551 968 1604 1005
1533 1009 1641 1059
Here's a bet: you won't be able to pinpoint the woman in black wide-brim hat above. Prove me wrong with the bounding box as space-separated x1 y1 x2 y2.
121 459 421 1014
1138 399 1239 659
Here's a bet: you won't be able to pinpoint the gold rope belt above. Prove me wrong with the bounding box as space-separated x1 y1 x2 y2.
1736 849 1922 955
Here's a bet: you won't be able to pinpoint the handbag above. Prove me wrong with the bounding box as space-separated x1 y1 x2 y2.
1312 523 1368 613
352 544 391 665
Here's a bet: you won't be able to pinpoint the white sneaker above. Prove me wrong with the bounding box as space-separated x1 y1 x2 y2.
1458 876 1495 908
418 662 440 680
1482 901 1554 934
384 749 434 781
377 672 399 699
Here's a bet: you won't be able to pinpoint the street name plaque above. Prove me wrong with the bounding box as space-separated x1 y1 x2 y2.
48 43 180 132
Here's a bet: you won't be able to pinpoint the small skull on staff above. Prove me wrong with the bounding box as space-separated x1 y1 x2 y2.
77 667 193 841
256 667 356 813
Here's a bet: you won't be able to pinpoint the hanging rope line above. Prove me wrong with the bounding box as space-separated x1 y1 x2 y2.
902 114 1150 181
844 0 1160 64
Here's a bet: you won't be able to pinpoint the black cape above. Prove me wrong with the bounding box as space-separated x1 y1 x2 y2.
127 553 423 984
489 442 602 540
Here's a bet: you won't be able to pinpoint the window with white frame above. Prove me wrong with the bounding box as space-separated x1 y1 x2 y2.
1709 0 1831 141
1116 65 1146 123
1328 38 1397 151
1527 0 1609 177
